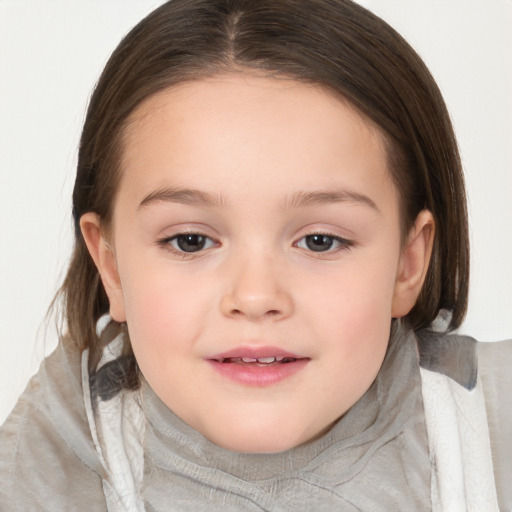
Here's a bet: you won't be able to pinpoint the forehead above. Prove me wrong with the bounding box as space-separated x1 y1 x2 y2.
117 73 396 212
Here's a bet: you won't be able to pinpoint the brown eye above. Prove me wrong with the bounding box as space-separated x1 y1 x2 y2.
305 234 334 252
172 234 211 252
296 233 352 253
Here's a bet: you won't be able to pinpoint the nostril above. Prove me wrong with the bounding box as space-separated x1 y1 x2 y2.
221 288 293 320
227 307 283 319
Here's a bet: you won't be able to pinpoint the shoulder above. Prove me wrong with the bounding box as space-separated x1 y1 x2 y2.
476 338 512 509
0 338 106 511
476 338 512 424
477 338 512 375
477 338 512 409
417 328 512 389
417 330 512 509
417 329 512 389
476 338 512 420
416 329 478 389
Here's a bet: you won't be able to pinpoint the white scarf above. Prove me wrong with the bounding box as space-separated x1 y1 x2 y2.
420 367 499 511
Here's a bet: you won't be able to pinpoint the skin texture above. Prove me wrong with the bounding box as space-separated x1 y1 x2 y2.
81 73 434 453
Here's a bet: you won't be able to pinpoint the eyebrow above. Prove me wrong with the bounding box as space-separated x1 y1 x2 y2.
138 186 380 213
283 189 381 213
138 187 226 209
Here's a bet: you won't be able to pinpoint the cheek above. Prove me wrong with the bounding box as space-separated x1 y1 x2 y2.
121 275 213 398
304 250 398 325
117 256 213 360
299 250 399 375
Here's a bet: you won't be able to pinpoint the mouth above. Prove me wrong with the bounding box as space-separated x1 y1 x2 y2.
207 347 309 386
213 355 300 367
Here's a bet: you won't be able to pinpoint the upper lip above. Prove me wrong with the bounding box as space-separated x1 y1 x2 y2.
207 346 307 361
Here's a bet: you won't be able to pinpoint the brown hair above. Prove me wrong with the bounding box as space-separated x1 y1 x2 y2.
60 0 469 362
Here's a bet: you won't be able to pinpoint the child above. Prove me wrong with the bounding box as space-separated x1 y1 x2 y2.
1 0 510 510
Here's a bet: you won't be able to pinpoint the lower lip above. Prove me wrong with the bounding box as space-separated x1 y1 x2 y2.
207 359 309 386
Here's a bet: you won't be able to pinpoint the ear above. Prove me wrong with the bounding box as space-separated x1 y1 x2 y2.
80 213 127 322
392 210 435 318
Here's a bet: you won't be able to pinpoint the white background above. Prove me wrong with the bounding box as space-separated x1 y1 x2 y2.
1 0 511 424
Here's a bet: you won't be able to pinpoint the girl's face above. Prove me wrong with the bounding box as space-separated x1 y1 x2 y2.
83 73 433 452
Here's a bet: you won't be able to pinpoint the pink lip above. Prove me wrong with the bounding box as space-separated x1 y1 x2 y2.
206 346 310 387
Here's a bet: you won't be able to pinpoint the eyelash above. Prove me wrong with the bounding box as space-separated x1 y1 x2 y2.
156 231 354 257
156 232 218 258
295 232 354 255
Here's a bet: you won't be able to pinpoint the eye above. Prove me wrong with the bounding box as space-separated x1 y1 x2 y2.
165 233 216 253
296 233 351 253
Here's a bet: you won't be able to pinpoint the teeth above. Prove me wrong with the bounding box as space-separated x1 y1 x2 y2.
257 357 276 363
220 356 297 364
236 356 277 363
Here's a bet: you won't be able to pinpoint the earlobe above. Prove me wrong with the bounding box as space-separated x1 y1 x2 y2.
80 213 127 322
392 210 435 318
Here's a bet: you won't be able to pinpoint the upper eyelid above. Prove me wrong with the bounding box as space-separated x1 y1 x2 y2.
295 222 356 239
158 226 218 240
295 231 353 243
164 230 213 239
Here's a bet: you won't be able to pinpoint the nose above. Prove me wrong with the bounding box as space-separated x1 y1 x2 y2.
220 253 293 321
